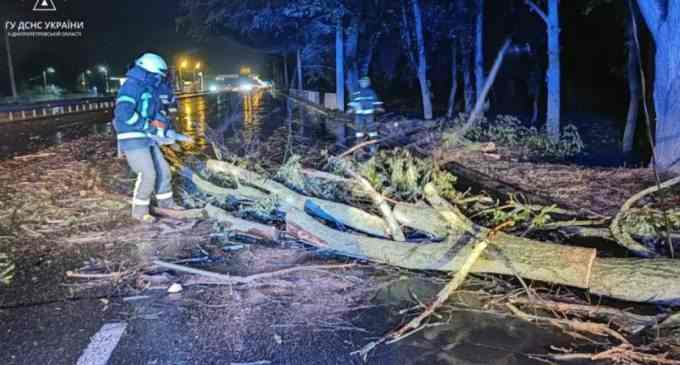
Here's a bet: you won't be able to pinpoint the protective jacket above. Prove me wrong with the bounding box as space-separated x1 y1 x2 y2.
349 87 383 115
113 66 166 151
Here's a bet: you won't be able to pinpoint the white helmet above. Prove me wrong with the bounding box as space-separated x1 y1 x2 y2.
135 53 168 77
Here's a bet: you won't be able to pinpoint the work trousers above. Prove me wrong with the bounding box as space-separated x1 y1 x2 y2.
124 144 174 218
354 113 377 139
353 113 378 156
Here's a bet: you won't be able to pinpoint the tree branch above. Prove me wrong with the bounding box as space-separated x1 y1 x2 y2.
525 0 548 25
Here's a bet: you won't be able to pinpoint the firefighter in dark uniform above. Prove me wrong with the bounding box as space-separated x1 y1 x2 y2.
348 77 384 155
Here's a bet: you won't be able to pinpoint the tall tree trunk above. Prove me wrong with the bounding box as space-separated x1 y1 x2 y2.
296 48 303 90
462 45 475 113
411 0 433 120
360 40 376 77
283 54 289 89
636 0 680 171
623 4 641 158
474 0 485 100
546 0 561 141
4 30 17 98
336 22 345 112
346 16 360 95
447 41 459 118
528 66 542 125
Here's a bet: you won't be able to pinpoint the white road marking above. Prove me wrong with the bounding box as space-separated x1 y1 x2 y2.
76 322 127 365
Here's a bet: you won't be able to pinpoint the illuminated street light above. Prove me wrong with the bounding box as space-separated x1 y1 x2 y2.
80 69 93 89
98 65 110 94
193 62 203 91
43 67 55 91
178 59 189 91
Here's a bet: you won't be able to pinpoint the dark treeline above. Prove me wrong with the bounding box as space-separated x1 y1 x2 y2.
179 0 680 172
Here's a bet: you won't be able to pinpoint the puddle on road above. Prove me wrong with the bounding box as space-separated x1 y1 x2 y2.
360 275 583 365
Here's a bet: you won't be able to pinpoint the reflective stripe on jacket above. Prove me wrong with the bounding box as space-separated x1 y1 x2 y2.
113 66 163 142
350 87 381 114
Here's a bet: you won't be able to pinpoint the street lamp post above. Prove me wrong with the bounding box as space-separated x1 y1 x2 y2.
4 30 17 98
98 66 109 94
179 60 188 92
43 67 55 92
194 62 201 91
80 69 92 90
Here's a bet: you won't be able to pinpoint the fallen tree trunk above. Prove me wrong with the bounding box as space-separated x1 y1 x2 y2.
443 161 607 218
196 162 393 238
194 161 680 303
386 190 680 303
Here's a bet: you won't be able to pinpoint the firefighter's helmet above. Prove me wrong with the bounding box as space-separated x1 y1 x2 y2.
359 77 371 88
135 53 168 77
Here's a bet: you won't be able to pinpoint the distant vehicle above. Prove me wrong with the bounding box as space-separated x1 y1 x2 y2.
211 74 268 93
213 74 240 91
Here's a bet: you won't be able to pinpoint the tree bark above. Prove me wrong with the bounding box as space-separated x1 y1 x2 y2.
411 0 433 120
474 0 485 100
360 34 379 78
447 41 459 118
346 16 360 96
623 3 642 158
283 54 289 89
635 0 680 171
528 66 542 126
336 22 346 112
546 0 561 141
462 43 475 113
193 162 680 303
205 161 392 238
296 48 303 90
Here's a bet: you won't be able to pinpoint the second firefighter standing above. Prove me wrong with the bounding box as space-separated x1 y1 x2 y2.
348 77 384 154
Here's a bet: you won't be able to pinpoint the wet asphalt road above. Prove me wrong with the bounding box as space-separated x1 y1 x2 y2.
0 91 591 365
1 258 580 365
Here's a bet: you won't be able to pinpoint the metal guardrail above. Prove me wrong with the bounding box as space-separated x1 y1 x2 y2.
0 91 218 123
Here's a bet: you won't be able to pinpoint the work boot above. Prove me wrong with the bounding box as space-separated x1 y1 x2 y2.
157 198 184 210
135 214 158 224
132 206 157 224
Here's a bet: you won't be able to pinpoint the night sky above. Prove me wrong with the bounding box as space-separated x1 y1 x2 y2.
0 0 265 95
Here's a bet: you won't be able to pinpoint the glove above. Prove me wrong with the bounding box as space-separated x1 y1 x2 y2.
167 130 193 143
150 119 167 129
148 129 193 146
